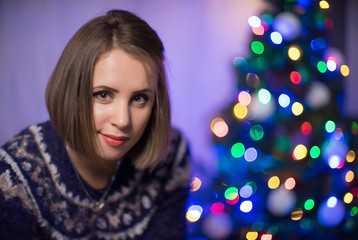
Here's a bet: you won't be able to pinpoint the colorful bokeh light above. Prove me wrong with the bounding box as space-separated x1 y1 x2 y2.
211 202 225 214
231 142 245 158
268 176 280 189
290 71 301 84
288 46 301 61
278 93 290 108
292 102 304 116
250 124 264 141
238 91 252 106
191 177 202 192
211 118 229 138
301 122 312 135
186 205 203 222
251 41 264 55
293 144 307 160
258 88 272 104
234 103 248 119
270 31 283 45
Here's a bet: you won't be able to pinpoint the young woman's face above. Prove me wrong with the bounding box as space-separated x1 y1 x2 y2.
92 48 155 162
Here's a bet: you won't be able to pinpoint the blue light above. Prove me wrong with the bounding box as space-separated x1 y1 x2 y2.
297 0 310 8
270 31 283 45
310 38 327 51
244 147 258 162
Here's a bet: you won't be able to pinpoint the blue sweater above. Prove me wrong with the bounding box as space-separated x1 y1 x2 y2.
0 121 190 239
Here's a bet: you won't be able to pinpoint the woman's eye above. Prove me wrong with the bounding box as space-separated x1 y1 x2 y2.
132 94 148 104
93 91 111 101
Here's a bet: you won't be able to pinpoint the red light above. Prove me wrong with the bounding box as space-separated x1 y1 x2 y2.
301 122 312 135
226 195 239 205
211 202 225 214
290 71 301 84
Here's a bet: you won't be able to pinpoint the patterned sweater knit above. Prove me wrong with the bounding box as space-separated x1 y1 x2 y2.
0 121 191 240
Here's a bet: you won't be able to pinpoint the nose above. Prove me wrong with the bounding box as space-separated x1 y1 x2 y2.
112 101 131 129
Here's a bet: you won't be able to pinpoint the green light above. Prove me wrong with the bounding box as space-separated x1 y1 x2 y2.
246 182 257 193
304 199 315 211
351 207 358 217
251 41 264 55
325 120 336 133
250 124 264 141
274 137 291 152
231 143 245 158
225 187 238 200
317 61 327 73
310 146 321 158
258 88 271 104
261 14 273 25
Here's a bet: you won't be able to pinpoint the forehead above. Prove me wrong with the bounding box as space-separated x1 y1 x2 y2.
93 48 156 89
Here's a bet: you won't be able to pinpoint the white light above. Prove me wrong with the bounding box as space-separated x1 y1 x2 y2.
278 94 290 108
327 196 338 208
248 16 261 28
270 31 283 44
328 155 341 169
327 59 337 71
240 200 253 213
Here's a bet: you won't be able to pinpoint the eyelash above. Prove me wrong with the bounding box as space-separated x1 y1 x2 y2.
132 94 149 104
93 91 112 102
93 91 149 105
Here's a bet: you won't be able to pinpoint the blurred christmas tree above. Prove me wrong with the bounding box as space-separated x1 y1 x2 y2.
187 0 358 239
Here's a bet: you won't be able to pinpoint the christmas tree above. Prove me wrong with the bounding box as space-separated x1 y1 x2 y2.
187 0 358 239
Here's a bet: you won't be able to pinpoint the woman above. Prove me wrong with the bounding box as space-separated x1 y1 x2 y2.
0 9 191 239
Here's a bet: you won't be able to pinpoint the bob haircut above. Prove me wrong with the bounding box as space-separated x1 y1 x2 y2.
46 10 171 169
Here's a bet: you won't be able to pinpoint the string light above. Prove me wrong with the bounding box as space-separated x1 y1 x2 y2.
211 118 229 138
345 170 354 183
340 65 350 76
248 16 261 28
268 176 280 189
240 200 253 213
186 205 203 222
251 41 264 55
290 71 301 84
346 150 356 162
288 46 301 61
258 88 272 104
278 93 290 108
234 103 248 119
292 102 304 116
319 0 330 9
304 199 315 211
191 177 202 192
246 232 259 240
270 31 283 45
293 144 307 160
238 91 252 106
291 208 303 220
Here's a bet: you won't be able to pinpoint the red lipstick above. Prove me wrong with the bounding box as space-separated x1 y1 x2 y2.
101 133 128 147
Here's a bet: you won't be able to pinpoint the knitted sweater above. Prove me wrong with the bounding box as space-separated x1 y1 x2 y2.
0 121 191 240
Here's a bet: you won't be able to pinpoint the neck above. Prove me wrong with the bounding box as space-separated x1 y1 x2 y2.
66 147 118 189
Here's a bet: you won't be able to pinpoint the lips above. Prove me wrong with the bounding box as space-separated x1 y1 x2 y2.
101 133 129 147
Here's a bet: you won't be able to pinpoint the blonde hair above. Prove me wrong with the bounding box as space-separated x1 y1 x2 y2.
46 10 171 169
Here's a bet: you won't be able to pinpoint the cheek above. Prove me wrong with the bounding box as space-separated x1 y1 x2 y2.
133 108 153 131
92 103 108 127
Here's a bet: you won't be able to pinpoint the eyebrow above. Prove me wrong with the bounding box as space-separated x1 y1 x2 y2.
92 86 154 95
93 85 118 93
